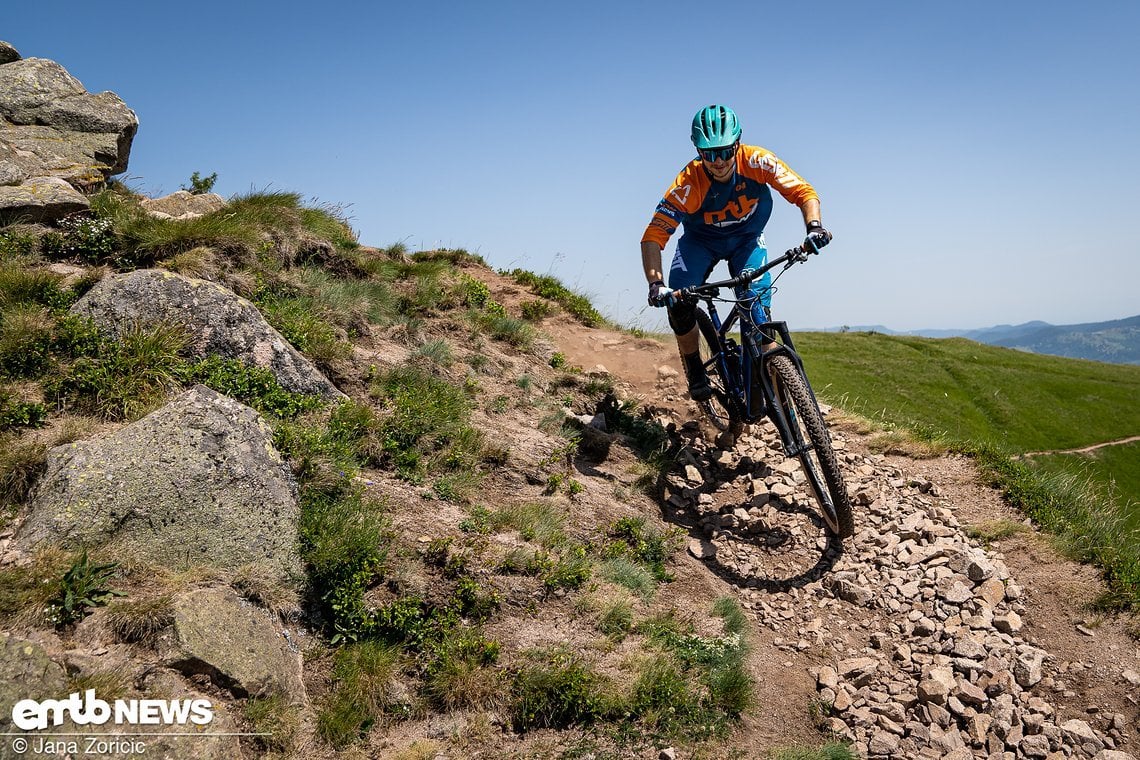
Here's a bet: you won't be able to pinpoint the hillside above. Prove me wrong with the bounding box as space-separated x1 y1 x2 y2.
2 198 1137 758
812 316 1140 365
3 42 1138 760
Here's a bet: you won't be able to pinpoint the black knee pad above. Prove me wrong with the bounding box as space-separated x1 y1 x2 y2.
667 301 697 335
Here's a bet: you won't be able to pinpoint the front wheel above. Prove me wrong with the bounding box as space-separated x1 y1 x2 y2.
768 355 854 539
694 308 743 436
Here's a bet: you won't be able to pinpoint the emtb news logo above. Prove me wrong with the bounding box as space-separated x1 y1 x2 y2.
11 689 214 730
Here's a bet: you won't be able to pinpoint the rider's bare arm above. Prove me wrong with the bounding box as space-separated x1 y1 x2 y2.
641 241 665 284
799 198 822 228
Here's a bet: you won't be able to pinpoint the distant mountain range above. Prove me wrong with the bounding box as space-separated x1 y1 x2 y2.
809 315 1140 365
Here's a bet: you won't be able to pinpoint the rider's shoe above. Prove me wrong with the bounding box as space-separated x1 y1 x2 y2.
681 352 713 402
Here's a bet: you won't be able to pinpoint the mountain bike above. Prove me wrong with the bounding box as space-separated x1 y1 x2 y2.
656 243 855 539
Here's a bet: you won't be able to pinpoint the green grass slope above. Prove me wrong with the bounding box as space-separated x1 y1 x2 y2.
792 330 1140 605
794 332 1140 452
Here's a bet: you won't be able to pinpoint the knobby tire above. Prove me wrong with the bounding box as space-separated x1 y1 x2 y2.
768 355 855 539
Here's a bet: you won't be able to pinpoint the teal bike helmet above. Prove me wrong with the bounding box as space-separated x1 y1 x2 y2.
691 105 741 149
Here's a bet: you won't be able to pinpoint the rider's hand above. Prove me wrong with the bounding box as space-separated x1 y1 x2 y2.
804 222 832 252
648 280 673 307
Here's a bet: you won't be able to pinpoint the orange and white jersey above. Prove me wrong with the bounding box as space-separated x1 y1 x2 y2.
642 145 818 249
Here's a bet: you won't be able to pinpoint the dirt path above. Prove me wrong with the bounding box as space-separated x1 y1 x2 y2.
1021 435 1140 458
540 313 1140 757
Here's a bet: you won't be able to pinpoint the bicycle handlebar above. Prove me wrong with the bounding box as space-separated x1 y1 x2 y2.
660 241 821 305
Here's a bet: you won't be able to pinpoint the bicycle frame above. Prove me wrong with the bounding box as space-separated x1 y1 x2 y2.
700 296 821 455
687 246 831 458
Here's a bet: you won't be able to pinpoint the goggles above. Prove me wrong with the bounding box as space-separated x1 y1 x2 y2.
698 142 738 163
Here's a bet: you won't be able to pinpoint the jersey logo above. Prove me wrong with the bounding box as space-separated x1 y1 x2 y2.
703 194 759 227
748 153 778 174
670 184 692 205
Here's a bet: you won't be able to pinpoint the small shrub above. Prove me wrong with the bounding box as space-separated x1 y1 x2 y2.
520 299 554 322
0 264 71 310
0 304 55 377
298 485 391 643
599 557 656 600
499 548 553 576
423 627 503 710
178 356 324 419
0 390 47 432
412 339 453 368
458 505 494 534
317 639 404 748
509 650 610 731
370 364 484 486
256 293 352 368
604 516 683 582
549 351 567 369
40 215 116 264
45 549 126 628
181 171 218 195
477 312 535 349
494 502 566 546
543 546 591 592
0 227 41 262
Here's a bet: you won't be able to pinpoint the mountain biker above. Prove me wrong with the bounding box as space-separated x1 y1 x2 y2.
642 104 832 401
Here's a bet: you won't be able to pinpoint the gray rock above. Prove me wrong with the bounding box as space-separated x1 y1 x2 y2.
71 269 344 398
937 576 974 605
0 55 137 221
1014 649 1046 689
0 41 19 64
1060 719 1104 753
140 190 226 220
994 611 1023 633
0 633 68 736
0 176 90 222
868 730 900 755
167 587 305 700
1019 734 1051 758
15 386 301 581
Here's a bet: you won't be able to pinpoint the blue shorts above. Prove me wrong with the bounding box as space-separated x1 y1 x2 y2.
667 233 772 325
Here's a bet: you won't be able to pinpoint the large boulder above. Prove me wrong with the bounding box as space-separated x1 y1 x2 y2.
0 44 138 221
14 385 302 582
71 268 345 399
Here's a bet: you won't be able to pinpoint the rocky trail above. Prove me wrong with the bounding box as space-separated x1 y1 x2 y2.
543 318 1140 759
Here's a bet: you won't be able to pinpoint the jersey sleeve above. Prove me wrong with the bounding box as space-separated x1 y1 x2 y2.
641 163 707 247
738 145 819 207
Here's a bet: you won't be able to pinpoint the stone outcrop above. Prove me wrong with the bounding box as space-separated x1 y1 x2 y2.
71 268 345 399
167 587 306 700
140 190 226 220
14 386 302 582
0 42 138 221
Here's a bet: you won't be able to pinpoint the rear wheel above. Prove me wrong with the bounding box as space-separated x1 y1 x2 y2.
768 355 854 538
694 308 743 436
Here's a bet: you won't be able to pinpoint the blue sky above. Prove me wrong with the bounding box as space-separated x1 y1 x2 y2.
7 1 1138 331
